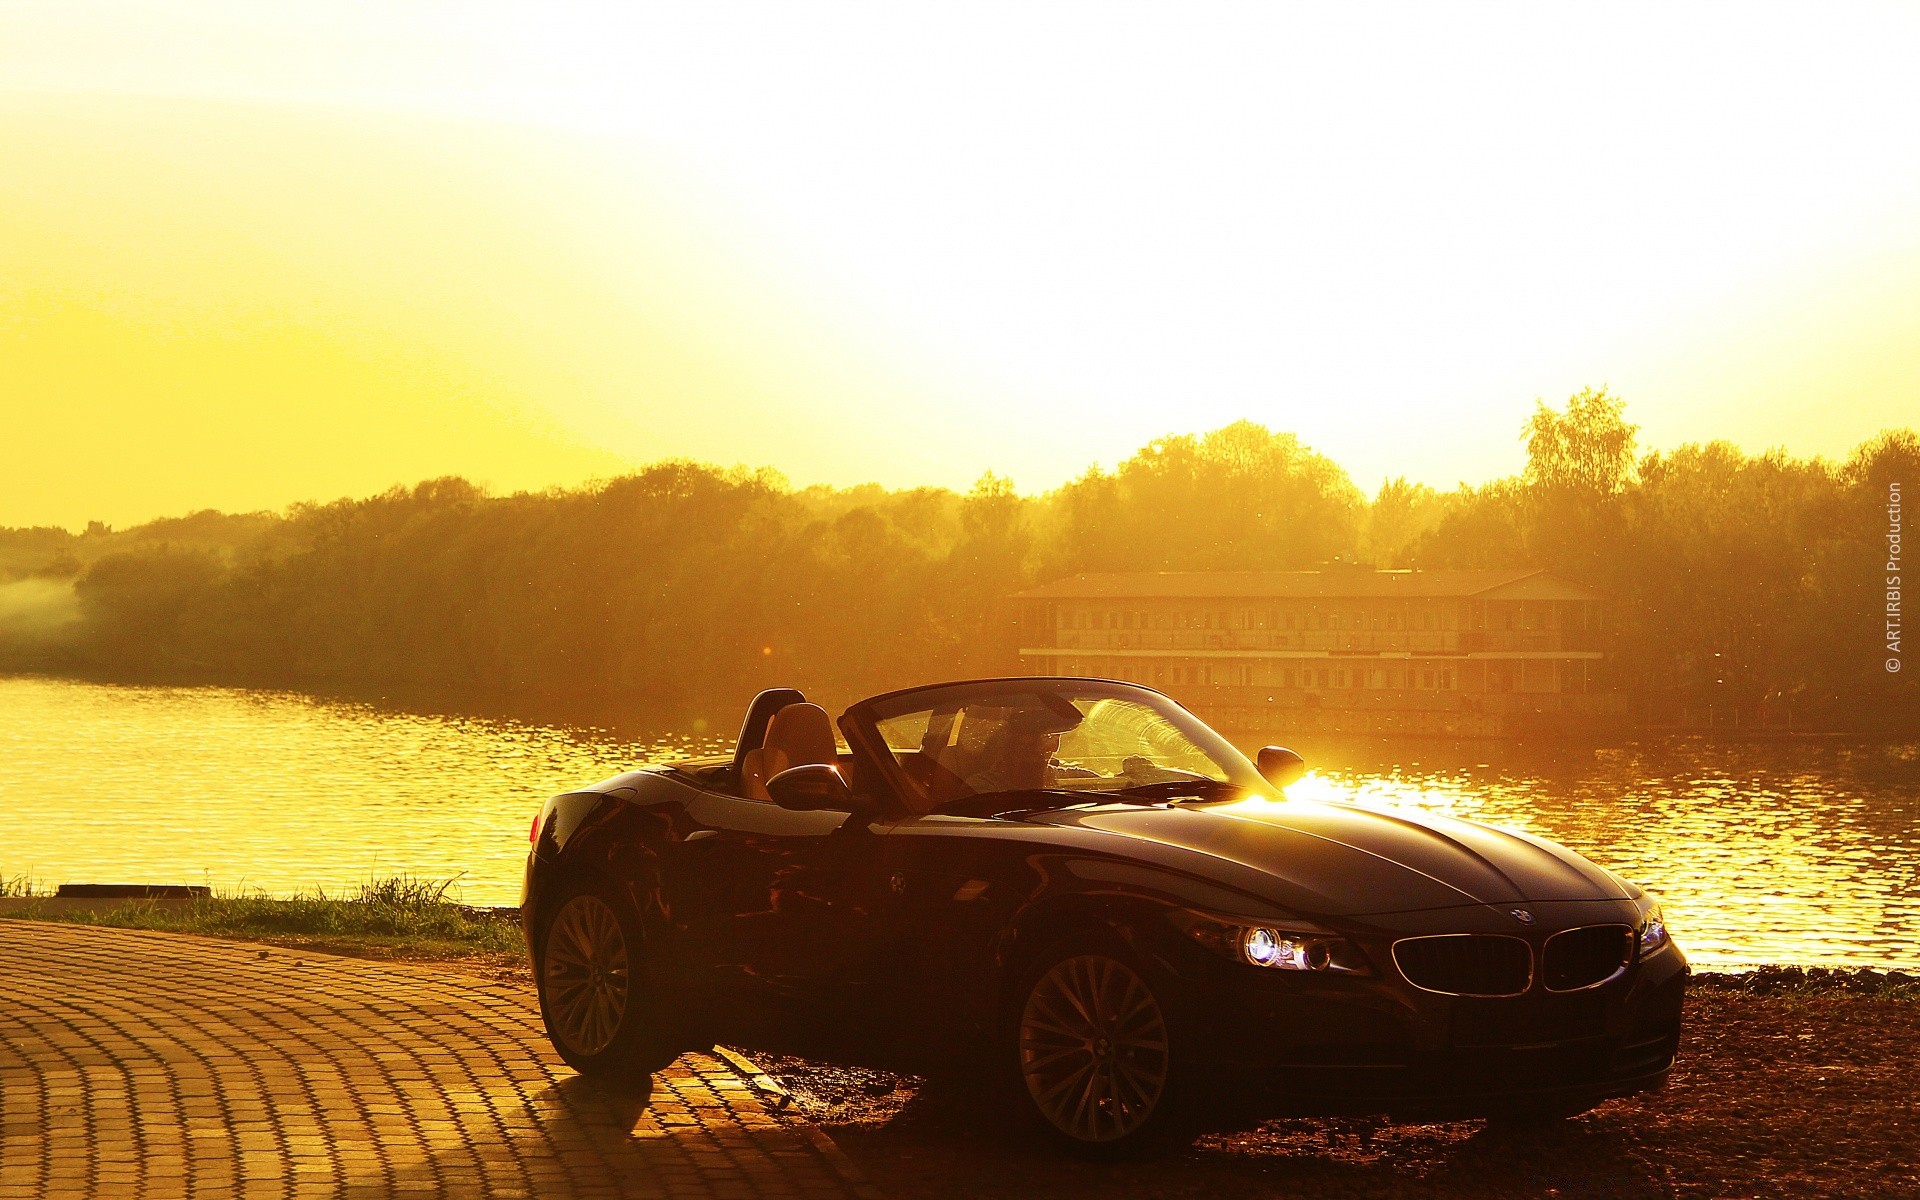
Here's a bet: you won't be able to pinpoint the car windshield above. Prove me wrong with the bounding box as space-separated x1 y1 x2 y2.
856 679 1269 815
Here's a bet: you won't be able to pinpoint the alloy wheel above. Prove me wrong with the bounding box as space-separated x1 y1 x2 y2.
1018 953 1170 1142
543 893 632 1057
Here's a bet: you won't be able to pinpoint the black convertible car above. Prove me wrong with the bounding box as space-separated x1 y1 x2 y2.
523 678 1685 1150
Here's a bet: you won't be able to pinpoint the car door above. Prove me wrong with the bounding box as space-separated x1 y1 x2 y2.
872 813 1034 1049
675 787 894 1037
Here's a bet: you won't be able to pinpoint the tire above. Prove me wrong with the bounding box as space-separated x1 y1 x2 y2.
1005 937 1191 1156
534 877 678 1078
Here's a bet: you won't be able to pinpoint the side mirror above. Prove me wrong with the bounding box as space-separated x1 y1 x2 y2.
767 763 858 812
1257 746 1307 789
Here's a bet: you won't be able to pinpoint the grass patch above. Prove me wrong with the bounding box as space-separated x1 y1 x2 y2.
0 875 525 965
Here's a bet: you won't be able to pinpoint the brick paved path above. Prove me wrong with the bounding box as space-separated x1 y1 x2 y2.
0 923 875 1200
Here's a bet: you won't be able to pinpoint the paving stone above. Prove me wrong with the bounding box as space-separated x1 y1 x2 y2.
0 924 880 1199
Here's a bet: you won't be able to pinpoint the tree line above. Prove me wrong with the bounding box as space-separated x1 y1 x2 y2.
2 391 1913 732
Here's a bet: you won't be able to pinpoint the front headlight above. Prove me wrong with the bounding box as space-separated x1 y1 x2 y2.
1242 927 1334 971
1170 910 1368 973
1638 903 1671 957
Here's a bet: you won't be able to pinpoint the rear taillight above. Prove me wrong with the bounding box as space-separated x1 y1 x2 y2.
529 814 541 846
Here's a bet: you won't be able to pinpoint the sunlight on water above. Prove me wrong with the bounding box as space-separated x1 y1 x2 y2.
2 677 1915 969
1289 745 1920 971
0 677 726 909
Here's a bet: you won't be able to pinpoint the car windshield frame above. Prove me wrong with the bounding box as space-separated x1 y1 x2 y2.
842 677 1272 816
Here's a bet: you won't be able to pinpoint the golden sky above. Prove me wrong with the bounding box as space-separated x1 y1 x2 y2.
4 3 1919 528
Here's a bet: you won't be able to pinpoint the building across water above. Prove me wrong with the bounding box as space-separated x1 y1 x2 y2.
1012 569 1623 737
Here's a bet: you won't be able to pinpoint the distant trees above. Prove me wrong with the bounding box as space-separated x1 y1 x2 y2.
0 400 1912 732
1392 397 1916 730
71 546 226 674
1522 387 1639 497
1046 421 1363 574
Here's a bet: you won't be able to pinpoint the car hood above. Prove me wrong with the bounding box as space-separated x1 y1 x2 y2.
1024 795 1632 917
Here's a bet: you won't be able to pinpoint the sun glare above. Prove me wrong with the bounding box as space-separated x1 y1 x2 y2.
3 3 1919 526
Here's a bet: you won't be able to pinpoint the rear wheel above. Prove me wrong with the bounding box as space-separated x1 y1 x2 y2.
1011 943 1185 1154
535 879 677 1077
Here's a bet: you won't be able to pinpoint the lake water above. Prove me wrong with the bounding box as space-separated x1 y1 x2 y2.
2 676 1915 971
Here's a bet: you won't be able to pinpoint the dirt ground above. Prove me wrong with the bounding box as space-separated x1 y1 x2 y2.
757 971 1920 1200
413 950 1918 1197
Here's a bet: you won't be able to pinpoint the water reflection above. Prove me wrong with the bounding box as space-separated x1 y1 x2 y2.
2 677 1914 970
0 677 726 909
1283 738 1920 970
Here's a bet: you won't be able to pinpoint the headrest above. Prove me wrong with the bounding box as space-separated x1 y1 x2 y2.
764 702 838 766
732 687 807 771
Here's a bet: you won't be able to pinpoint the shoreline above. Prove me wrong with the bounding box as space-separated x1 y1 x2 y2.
10 669 1919 746
3 898 1917 987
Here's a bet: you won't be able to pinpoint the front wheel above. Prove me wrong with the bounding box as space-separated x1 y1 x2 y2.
1011 944 1185 1153
535 879 677 1077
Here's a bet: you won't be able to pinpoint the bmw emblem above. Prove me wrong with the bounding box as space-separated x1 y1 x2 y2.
1510 909 1536 925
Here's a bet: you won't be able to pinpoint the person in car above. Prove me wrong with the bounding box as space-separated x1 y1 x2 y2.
962 708 1095 796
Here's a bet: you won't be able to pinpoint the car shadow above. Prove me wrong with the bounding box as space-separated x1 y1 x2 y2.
335 1071 850 1200
826 1079 1671 1200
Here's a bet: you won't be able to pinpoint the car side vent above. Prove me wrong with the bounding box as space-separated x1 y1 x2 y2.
1392 935 1532 997
1542 924 1633 992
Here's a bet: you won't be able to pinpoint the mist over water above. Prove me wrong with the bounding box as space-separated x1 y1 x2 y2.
0 579 78 636
2 676 1914 971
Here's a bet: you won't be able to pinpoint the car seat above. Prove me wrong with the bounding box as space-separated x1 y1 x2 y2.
740 702 838 800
